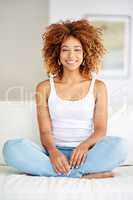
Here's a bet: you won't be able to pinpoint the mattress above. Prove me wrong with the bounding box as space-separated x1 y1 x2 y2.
0 165 133 200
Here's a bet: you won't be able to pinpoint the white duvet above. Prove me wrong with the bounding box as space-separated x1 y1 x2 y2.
0 165 133 200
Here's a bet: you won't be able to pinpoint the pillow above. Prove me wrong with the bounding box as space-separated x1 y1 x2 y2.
107 104 133 165
0 101 41 165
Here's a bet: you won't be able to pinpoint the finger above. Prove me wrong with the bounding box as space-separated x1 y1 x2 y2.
57 155 70 174
70 154 77 168
55 159 65 174
81 154 87 165
59 155 70 174
56 162 66 174
70 151 76 167
62 159 70 174
58 158 70 174
72 152 80 167
76 153 84 167
54 165 62 175
60 161 68 174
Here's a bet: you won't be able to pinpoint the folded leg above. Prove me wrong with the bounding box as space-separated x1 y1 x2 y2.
3 138 59 177
68 136 128 178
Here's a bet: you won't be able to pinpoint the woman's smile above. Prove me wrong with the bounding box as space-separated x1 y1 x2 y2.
65 60 78 65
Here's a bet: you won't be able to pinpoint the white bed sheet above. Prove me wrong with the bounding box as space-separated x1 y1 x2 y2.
0 165 133 200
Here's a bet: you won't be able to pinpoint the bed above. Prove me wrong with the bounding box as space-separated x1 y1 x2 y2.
0 165 133 200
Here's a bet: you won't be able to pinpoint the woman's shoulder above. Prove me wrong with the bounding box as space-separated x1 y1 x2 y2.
36 79 50 93
95 79 107 87
94 79 107 94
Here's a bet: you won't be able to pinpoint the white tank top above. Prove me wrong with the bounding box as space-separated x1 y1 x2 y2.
48 74 96 147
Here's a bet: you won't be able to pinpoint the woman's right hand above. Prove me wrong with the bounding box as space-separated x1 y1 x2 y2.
49 149 71 175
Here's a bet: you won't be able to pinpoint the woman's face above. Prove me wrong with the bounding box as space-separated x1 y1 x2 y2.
60 36 83 71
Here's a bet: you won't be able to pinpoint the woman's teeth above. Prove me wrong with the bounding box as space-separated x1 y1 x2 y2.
66 61 76 64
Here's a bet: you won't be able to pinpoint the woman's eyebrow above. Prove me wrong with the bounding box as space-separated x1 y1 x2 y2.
61 45 82 48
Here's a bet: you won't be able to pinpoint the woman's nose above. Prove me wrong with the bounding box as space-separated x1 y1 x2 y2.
68 50 74 57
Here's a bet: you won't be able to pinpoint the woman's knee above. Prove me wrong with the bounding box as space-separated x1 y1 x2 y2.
3 138 29 159
114 136 128 158
103 136 128 159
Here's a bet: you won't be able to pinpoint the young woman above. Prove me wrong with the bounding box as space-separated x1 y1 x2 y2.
3 19 127 179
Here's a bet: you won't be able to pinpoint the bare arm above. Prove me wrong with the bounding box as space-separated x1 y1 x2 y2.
85 80 108 147
35 81 57 154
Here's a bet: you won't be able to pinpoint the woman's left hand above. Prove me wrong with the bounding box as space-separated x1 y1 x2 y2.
69 142 89 168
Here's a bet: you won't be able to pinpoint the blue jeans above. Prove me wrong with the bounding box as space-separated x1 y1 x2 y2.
2 136 127 178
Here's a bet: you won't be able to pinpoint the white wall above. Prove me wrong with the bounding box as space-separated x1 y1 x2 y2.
49 0 133 108
0 0 48 100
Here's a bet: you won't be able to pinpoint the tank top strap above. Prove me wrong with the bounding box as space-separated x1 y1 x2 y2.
89 78 96 94
49 74 56 95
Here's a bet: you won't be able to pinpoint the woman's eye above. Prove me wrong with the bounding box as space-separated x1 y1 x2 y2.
74 49 81 52
62 49 69 52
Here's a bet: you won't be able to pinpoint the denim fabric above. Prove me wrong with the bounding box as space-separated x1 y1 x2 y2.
2 136 128 178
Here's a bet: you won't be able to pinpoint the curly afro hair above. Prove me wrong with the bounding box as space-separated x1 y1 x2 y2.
42 19 106 80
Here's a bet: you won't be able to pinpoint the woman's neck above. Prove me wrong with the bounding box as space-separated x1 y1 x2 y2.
57 70 88 84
